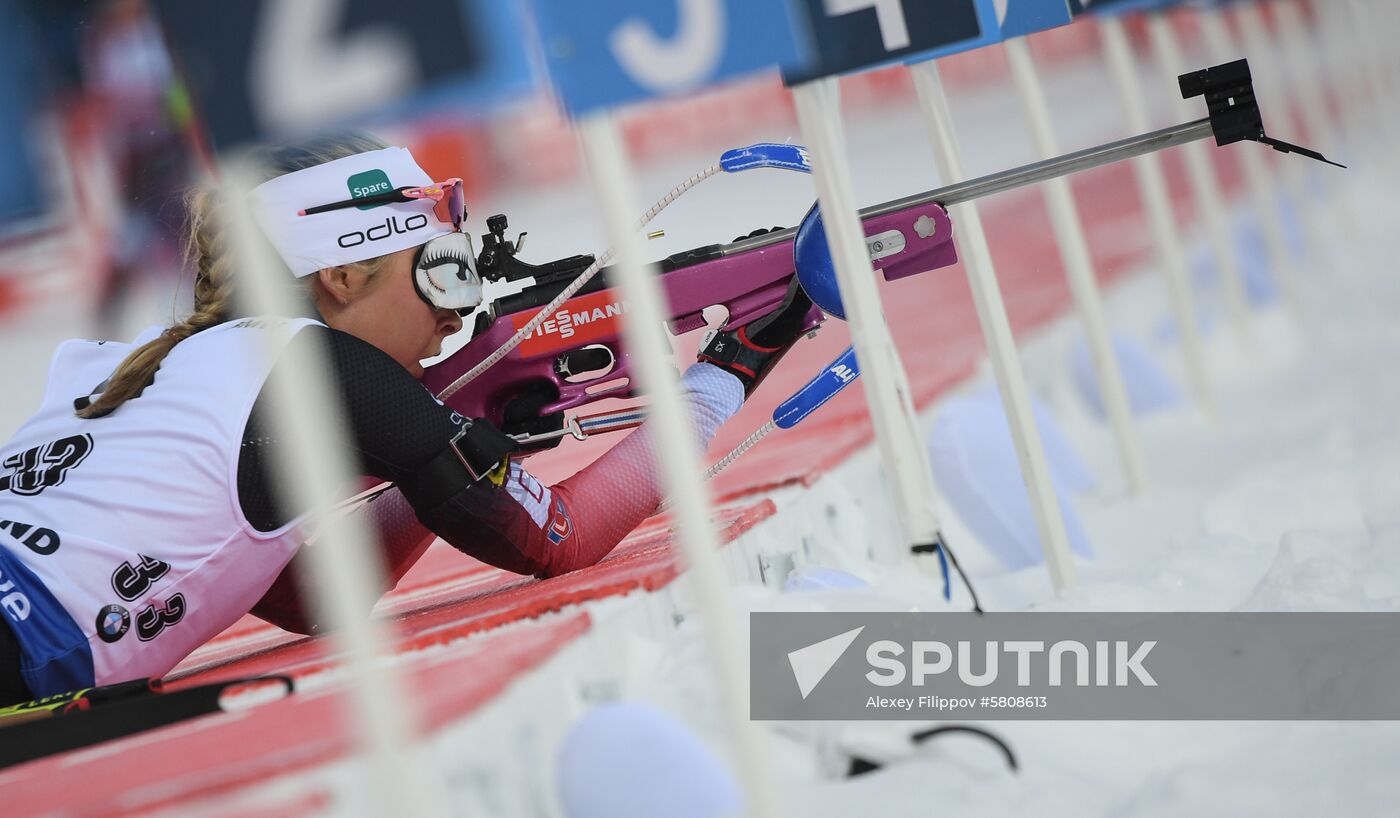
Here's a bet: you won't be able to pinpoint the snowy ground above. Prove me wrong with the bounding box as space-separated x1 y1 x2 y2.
590 146 1400 817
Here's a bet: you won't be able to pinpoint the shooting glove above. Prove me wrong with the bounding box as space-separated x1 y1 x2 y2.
699 277 818 397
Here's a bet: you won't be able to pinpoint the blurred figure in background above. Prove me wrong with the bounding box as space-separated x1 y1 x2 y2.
0 0 56 231
81 0 196 336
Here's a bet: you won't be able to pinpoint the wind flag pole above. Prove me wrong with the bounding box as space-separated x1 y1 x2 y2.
788 77 948 565
1234 0 1322 256
780 0 1089 593
147 2 552 812
522 3 824 814
1098 12 1215 416
1003 35 1150 492
221 163 450 818
908 60 1079 592
1325 1 1367 148
573 113 784 818
1197 7 1303 319
1147 12 1254 341
772 0 1040 571
1343 0 1399 149
1274 0 1355 240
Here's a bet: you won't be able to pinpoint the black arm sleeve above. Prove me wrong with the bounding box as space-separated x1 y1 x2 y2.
237 326 467 532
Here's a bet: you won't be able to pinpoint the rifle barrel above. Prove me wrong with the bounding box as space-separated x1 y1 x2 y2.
721 117 1215 257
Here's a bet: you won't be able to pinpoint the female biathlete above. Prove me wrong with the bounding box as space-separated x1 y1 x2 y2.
0 134 813 706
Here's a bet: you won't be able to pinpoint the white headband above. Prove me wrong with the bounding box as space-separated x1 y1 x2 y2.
249 146 453 278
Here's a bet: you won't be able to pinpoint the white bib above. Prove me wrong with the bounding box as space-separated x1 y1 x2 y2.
0 317 318 686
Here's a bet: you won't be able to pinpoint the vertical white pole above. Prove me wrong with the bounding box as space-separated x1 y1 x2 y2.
908 61 1078 594
1197 7 1304 318
1236 1 1324 260
221 163 448 818
1313 0 1348 135
1343 0 1397 145
1334 0 1384 163
1371 0 1400 143
1330 0 1374 145
1238 2 1303 134
1386 1 1400 141
574 113 783 818
1368 0 1400 143
1275 1 1349 206
1379 1 1400 114
1148 14 1254 340
1003 37 1149 493
1366 2 1400 107
1099 15 1215 417
789 78 946 561
1381 2 1400 154
1276 0 1327 147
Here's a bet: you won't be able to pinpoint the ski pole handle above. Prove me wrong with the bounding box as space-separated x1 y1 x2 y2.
772 346 860 430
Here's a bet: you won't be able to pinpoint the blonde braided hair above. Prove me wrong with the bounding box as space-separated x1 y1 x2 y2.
78 133 393 419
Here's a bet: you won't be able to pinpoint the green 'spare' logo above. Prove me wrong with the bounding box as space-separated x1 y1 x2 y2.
347 169 393 211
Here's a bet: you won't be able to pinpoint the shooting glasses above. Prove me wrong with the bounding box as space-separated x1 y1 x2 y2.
300 177 483 314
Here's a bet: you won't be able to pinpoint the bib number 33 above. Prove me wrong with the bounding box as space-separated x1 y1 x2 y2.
137 594 187 642
0 434 94 497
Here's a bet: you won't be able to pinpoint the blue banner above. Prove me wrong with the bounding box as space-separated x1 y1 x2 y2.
529 0 812 117
153 0 535 151
1070 0 1186 16
1000 0 1080 37
0 0 46 227
785 0 1074 84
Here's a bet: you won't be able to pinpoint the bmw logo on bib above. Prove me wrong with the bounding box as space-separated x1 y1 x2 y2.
97 604 131 644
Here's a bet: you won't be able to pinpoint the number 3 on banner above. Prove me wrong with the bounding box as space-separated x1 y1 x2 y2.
609 0 726 93
824 0 911 51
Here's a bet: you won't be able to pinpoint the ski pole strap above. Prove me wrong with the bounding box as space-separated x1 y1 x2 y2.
720 143 812 175
773 346 860 430
703 347 860 485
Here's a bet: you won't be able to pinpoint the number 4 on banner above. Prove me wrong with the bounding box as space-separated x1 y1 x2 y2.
825 0 912 50
785 0 1074 84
